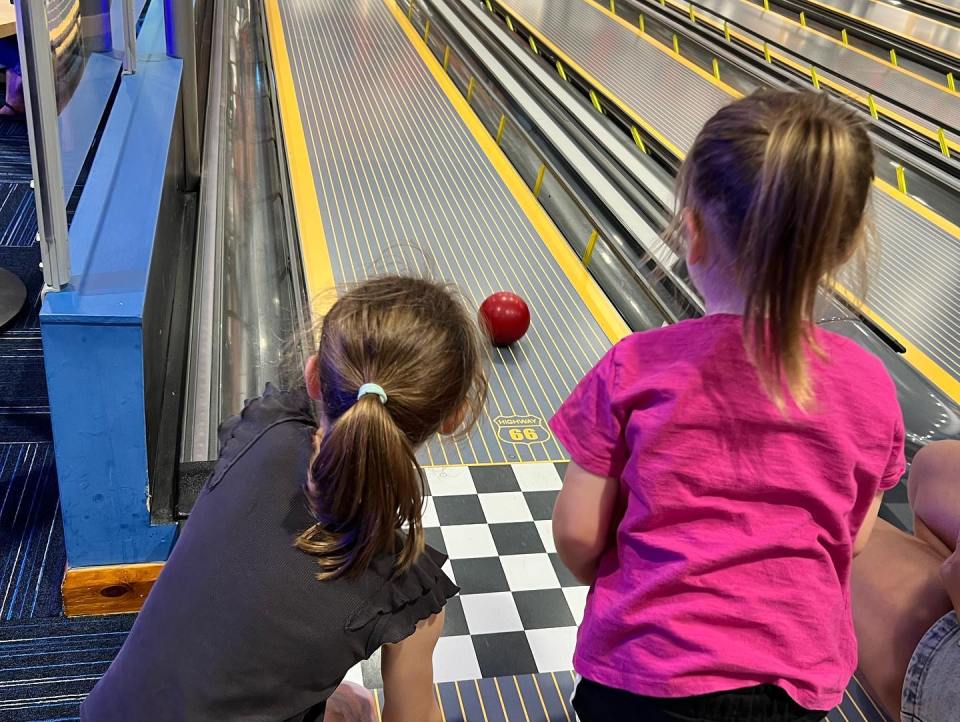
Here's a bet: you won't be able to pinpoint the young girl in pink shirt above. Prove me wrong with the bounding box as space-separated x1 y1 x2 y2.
551 90 904 721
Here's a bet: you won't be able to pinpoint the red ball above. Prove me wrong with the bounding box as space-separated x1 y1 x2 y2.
479 292 530 347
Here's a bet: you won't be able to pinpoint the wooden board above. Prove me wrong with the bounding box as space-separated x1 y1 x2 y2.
0 2 15 40
62 562 164 616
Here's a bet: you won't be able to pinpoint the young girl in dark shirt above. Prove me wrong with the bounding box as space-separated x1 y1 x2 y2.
81 276 487 722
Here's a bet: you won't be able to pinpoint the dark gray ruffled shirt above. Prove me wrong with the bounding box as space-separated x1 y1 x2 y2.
81 387 457 721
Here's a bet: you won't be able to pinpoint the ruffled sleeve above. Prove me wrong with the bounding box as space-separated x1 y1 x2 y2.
345 545 459 655
207 384 316 490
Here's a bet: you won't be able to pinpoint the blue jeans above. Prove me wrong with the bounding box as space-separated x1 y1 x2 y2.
901 611 960 722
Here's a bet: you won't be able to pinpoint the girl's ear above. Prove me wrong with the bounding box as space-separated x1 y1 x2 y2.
684 210 708 266
304 355 322 401
440 402 468 436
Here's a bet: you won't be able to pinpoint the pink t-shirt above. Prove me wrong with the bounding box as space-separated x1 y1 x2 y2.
550 314 904 711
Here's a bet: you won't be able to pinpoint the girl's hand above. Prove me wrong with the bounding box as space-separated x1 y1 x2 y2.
325 682 377 722
939 533 960 615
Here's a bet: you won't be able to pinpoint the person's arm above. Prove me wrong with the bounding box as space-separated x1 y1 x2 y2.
553 462 620 585
853 492 885 556
380 611 444 722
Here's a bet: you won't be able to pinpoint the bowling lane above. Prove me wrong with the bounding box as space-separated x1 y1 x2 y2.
265 0 628 465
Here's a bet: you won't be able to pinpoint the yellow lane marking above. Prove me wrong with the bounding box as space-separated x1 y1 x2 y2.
454 681 468 720
565 0 960 189
874 177 960 240
265 0 336 316
550 671 574 722
662 0 960 152
581 0 746 97
50 1 81 44
498 0 688 157
512 676 533 722
531 675 551 719
474 679 491 722
386 0 630 343
502 0 960 401
436 684 448 722
844 687 871 722
493 678 510 719
833 275 960 404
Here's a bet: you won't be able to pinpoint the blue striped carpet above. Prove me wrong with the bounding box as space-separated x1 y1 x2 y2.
0 115 135 722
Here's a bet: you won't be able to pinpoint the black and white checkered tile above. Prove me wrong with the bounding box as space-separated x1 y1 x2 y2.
346 462 586 687
344 463 916 690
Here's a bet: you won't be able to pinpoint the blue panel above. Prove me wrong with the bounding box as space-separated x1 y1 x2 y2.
39 0 182 567
41 321 176 566
59 52 122 199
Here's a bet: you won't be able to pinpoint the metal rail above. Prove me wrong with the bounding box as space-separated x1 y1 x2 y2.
165 0 203 188
181 0 306 463
16 0 69 290
122 0 138 73
418 0 686 324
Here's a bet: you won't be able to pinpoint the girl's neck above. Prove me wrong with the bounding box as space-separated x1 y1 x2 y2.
704 297 746 316
689 260 746 317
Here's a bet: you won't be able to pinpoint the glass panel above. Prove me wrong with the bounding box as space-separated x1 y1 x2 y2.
56 0 126 207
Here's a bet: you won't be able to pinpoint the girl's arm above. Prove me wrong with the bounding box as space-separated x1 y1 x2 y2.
553 462 620 585
853 492 884 556
381 611 444 722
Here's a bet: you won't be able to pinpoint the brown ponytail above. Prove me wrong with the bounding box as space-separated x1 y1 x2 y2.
670 91 874 408
296 276 487 580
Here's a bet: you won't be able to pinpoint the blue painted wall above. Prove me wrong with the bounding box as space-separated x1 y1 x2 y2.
41 0 184 567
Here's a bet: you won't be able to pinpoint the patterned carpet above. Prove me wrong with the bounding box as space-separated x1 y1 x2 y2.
0 116 136 722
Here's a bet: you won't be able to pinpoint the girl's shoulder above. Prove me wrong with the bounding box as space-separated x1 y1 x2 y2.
614 314 740 350
208 385 317 489
605 315 740 375
344 543 459 656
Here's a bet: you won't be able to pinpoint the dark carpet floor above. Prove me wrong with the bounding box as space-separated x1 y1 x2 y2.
0 116 135 722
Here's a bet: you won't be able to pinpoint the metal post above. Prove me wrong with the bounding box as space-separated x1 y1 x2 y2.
164 0 201 189
122 0 137 73
16 0 70 290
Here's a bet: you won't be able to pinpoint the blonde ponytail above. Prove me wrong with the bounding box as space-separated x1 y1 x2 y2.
671 91 874 408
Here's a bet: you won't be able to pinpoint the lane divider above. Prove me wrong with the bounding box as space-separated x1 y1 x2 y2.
657 0 960 155
493 0 960 402
384 0 630 343
264 0 336 316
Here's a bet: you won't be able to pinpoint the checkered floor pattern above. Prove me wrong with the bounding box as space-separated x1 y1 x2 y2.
346 462 585 687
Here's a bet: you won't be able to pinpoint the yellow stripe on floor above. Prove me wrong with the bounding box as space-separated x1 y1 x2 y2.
265 0 337 317
385 0 630 344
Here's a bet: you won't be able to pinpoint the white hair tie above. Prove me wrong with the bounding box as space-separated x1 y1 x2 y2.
356 383 388 405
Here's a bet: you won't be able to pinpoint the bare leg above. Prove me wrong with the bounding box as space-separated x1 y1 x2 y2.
324 681 377 722
852 441 960 720
908 441 960 555
852 520 951 720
